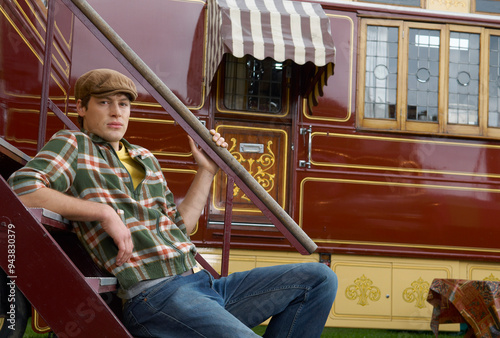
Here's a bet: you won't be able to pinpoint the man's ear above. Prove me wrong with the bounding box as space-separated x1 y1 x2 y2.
76 99 85 117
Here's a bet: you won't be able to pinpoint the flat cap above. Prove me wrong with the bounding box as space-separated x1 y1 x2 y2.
75 69 138 101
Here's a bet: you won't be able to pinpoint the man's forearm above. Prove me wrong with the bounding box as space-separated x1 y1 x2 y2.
177 168 215 234
18 187 113 223
18 187 133 266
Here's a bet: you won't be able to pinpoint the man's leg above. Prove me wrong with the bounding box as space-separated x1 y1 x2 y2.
122 270 260 338
212 262 337 338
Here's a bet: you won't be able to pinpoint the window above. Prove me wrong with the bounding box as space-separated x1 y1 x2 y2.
489 35 500 127
407 28 440 122
475 0 500 14
223 55 284 114
364 26 399 120
448 32 480 126
358 20 500 138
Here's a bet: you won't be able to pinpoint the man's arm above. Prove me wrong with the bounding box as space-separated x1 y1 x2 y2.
178 130 227 234
19 188 133 266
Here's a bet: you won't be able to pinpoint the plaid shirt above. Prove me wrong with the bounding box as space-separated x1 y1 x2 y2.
8 130 197 289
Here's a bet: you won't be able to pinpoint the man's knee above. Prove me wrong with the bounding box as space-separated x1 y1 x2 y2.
304 262 338 300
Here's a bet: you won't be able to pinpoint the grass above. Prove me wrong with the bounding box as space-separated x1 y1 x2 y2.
253 326 466 337
22 319 466 337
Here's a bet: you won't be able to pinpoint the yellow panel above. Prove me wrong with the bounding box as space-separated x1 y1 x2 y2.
427 0 470 13
229 256 258 274
464 262 500 281
392 264 453 321
196 249 320 275
332 261 391 320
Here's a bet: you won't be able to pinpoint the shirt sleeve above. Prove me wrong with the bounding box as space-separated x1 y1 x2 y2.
8 130 79 196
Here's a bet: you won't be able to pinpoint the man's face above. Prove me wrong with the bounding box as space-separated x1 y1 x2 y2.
77 94 130 151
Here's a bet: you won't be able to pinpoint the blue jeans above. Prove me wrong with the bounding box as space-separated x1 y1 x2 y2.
122 263 337 338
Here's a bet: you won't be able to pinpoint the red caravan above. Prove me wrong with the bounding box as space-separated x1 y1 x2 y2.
1 0 500 334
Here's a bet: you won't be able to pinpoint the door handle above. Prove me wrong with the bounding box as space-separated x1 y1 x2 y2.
299 126 312 168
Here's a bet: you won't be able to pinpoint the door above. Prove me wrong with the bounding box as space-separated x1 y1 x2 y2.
210 55 294 234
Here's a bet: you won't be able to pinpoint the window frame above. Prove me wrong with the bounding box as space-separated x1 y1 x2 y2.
357 20 405 131
474 0 500 15
357 19 499 138
216 55 290 118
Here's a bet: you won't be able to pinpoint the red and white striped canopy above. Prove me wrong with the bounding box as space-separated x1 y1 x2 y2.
205 0 336 94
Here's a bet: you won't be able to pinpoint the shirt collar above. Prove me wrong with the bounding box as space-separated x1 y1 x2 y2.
81 129 144 159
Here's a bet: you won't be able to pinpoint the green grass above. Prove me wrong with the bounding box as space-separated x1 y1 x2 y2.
22 319 466 337
252 326 466 337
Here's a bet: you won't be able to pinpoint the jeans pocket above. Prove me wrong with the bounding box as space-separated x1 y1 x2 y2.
200 269 214 288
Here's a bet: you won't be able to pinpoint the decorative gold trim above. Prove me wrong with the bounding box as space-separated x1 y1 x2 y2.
469 265 500 278
211 125 288 213
345 274 381 306
32 309 50 333
227 138 277 202
15 0 71 76
72 113 195 158
316 235 500 254
68 96 203 111
128 117 193 158
300 177 500 254
0 3 67 95
162 168 196 174
309 132 500 179
22 0 73 50
3 92 67 101
303 14 354 122
483 273 500 281
402 277 430 309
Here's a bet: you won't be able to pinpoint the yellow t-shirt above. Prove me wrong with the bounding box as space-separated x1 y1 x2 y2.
117 143 145 189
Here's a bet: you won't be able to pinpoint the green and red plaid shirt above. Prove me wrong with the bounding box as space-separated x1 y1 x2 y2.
8 130 197 289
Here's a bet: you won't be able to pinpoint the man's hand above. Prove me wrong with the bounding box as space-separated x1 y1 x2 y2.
99 206 134 267
187 129 228 175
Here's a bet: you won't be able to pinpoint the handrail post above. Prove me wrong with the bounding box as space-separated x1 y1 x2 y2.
221 175 235 277
37 0 57 151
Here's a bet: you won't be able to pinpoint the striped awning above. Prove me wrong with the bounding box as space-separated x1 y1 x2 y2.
205 0 336 97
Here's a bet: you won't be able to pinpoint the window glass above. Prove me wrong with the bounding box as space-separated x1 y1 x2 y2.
475 0 500 14
489 35 500 127
407 29 440 122
224 55 283 113
448 32 480 126
364 26 399 119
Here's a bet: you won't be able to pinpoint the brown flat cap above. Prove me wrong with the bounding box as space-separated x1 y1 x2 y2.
75 69 138 101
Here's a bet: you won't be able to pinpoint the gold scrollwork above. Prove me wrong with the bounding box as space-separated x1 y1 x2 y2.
345 274 381 306
229 138 276 201
484 273 500 282
402 277 430 309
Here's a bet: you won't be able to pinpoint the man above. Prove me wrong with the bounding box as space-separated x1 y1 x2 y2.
9 69 337 337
